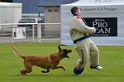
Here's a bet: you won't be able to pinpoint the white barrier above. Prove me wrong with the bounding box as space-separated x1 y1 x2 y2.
0 23 61 44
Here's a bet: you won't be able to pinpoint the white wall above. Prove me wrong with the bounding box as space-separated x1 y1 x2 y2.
0 2 22 23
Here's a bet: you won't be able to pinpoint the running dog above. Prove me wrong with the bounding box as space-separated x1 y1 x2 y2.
12 46 72 75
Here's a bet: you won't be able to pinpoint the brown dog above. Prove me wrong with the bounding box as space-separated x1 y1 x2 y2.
12 46 72 75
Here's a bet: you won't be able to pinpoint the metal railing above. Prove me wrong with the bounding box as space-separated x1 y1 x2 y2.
0 23 61 44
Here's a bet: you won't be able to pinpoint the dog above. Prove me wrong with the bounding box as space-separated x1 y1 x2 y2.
12 46 72 75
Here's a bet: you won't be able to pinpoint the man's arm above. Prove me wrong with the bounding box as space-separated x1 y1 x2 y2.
75 18 96 34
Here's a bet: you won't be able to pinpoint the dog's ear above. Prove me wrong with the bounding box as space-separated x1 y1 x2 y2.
58 46 61 52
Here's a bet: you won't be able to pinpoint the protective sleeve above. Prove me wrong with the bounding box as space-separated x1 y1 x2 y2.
74 18 96 34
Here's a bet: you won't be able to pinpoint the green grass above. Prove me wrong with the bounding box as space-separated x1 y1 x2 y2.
0 42 124 82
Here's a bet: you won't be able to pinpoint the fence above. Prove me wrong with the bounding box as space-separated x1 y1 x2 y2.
0 23 61 44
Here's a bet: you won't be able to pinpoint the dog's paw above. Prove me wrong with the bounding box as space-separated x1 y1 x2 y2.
41 69 50 73
20 70 27 75
63 66 66 71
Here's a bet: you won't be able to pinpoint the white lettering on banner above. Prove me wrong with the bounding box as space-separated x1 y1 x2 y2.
93 21 108 28
97 28 111 33
95 0 112 3
92 20 112 34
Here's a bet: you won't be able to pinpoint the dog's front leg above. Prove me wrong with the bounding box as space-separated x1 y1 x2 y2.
51 66 66 71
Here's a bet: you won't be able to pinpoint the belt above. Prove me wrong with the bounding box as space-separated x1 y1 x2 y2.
73 35 90 44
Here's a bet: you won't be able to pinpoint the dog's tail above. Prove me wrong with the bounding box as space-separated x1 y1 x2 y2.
12 45 25 59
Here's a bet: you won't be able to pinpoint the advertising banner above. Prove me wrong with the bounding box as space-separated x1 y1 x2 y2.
84 17 117 37
13 27 26 39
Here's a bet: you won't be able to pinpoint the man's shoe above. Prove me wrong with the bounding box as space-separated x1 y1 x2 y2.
90 65 103 70
73 73 82 76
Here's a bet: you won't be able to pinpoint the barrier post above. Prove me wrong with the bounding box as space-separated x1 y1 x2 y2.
37 24 41 42
32 24 34 42
11 27 14 44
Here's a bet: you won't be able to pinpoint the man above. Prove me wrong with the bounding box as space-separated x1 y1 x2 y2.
69 6 103 75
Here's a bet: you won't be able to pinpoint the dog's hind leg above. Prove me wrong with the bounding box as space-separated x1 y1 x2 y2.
41 69 50 73
20 62 33 75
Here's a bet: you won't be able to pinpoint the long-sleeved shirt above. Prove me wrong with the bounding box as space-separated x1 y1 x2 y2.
69 15 96 41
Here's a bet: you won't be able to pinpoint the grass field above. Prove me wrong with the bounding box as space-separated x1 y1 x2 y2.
0 42 124 82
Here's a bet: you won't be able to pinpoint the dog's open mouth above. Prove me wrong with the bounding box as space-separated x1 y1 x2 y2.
66 50 72 58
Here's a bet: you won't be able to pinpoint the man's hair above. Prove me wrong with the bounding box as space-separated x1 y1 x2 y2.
71 6 79 14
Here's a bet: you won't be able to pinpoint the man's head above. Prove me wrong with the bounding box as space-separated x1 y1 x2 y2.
71 6 81 15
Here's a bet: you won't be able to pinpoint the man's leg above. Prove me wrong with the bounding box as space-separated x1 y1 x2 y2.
73 44 89 75
89 41 103 70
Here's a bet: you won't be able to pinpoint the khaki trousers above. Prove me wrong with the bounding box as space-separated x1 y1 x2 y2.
74 38 99 69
